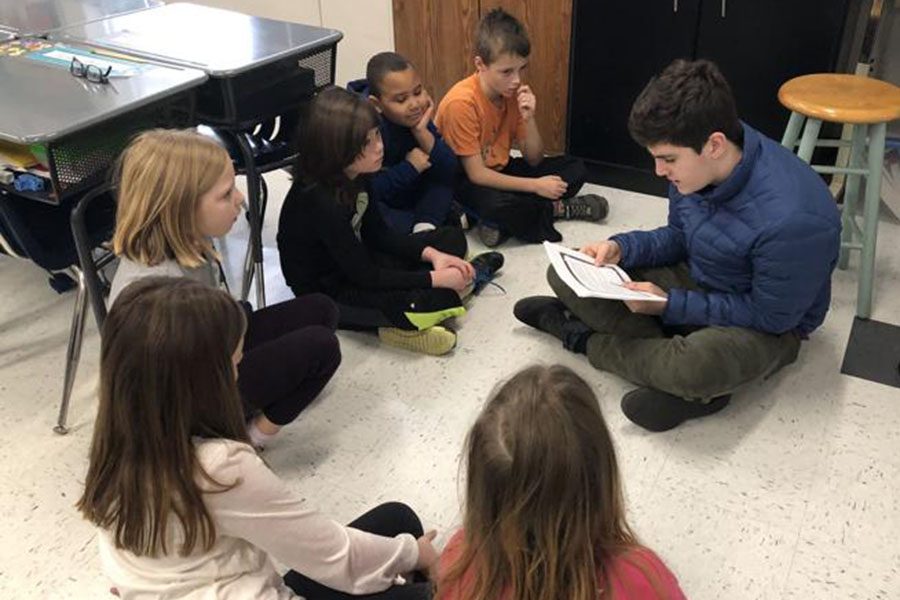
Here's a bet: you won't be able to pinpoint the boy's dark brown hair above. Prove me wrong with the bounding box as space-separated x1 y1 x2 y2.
628 59 742 154
366 51 413 97
475 7 530 65
77 277 249 557
296 86 379 188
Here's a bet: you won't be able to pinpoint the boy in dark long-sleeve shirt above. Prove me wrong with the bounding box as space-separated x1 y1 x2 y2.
348 52 459 234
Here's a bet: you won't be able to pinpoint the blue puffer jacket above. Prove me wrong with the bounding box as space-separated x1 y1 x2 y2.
611 123 841 336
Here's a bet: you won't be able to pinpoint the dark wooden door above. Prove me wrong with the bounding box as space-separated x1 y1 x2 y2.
695 0 852 140
567 0 701 172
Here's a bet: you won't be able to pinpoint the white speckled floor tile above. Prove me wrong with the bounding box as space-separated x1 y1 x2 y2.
782 539 900 600
630 482 799 600
800 447 900 564
2 170 900 598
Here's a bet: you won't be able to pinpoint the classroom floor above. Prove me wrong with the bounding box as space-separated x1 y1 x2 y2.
1 171 898 599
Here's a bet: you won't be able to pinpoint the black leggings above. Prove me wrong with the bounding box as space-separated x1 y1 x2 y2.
238 293 341 426
283 502 432 600
456 155 587 243
332 227 467 331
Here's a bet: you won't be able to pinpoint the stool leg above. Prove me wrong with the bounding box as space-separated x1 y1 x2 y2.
781 111 805 149
856 122 887 319
838 125 867 270
796 118 822 163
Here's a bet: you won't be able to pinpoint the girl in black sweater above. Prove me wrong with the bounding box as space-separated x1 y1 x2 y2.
278 87 497 355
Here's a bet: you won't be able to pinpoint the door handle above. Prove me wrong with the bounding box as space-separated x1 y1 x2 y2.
673 0 678 13
721 0 727 18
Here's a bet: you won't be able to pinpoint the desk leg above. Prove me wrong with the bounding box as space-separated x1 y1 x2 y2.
235 134 267 308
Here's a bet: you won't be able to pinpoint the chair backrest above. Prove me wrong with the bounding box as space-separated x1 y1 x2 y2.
71 184 117 329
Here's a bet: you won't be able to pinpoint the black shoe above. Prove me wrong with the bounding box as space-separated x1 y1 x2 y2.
470 251 505 295
514 296 569 340
470 251 503 273
621 388 731 432
561 194 609 221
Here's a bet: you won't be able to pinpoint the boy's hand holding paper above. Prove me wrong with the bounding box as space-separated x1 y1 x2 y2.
621 281 668 315
543 242 667 306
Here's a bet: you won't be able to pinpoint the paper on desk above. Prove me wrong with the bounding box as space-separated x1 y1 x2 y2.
543 242 666 302
0 140 38 169
24 45 145 78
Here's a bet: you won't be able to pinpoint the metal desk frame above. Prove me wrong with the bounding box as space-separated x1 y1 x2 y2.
0 39 206 433
51 3 343 308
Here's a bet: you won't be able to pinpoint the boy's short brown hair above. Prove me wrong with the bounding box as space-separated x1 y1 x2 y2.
475 8 530 65
628 59 742 154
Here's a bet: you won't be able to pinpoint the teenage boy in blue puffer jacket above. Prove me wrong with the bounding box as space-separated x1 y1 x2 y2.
347 52 459 235
515 59 841 432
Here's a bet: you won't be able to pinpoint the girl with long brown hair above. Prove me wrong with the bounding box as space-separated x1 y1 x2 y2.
78 277 439 599
109 128 341 449
436 365 685 600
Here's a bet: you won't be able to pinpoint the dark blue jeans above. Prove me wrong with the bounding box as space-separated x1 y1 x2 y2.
375 176 454 234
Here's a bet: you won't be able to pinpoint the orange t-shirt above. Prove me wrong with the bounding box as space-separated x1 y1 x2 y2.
435 73 528 171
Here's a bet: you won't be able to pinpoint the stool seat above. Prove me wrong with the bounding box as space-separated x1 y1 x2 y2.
778 74 900 124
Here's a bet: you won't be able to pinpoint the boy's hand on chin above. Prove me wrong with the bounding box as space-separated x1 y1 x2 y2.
413 96 434 132
517 85 536 121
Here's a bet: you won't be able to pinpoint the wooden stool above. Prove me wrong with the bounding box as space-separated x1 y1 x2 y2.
779 73 900 319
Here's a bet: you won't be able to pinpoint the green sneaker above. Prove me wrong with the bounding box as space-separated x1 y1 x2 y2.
377 326 457 355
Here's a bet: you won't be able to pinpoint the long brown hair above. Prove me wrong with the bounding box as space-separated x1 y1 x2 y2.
111 129 231 267
296 86 379 191
437 365 650 600
77 277 249 557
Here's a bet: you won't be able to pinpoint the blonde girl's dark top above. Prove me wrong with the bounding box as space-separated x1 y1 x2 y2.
277 179 432 295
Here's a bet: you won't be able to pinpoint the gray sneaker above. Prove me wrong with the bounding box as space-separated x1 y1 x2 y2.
560 194 609 221
477 223 508 247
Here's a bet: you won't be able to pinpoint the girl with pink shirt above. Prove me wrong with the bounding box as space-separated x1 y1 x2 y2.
436 365 686 600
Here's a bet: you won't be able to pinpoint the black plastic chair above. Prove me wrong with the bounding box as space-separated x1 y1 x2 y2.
0 188 116 433
71 184 118 331
201 112 301 309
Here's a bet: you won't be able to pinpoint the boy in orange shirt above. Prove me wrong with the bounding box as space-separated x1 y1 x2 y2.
435 8 608 247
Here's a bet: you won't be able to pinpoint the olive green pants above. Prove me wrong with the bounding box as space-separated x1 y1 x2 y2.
548 264 801 401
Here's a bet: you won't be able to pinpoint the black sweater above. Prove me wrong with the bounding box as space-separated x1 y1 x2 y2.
277 180 432 295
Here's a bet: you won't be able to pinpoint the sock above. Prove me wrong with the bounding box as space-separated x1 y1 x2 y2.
247 420 277 449
413 222 436 233
552 200 564 217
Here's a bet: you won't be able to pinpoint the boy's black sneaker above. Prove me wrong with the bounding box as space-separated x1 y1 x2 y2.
621 388 731 432
470 251 505 294
560 194 609 221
